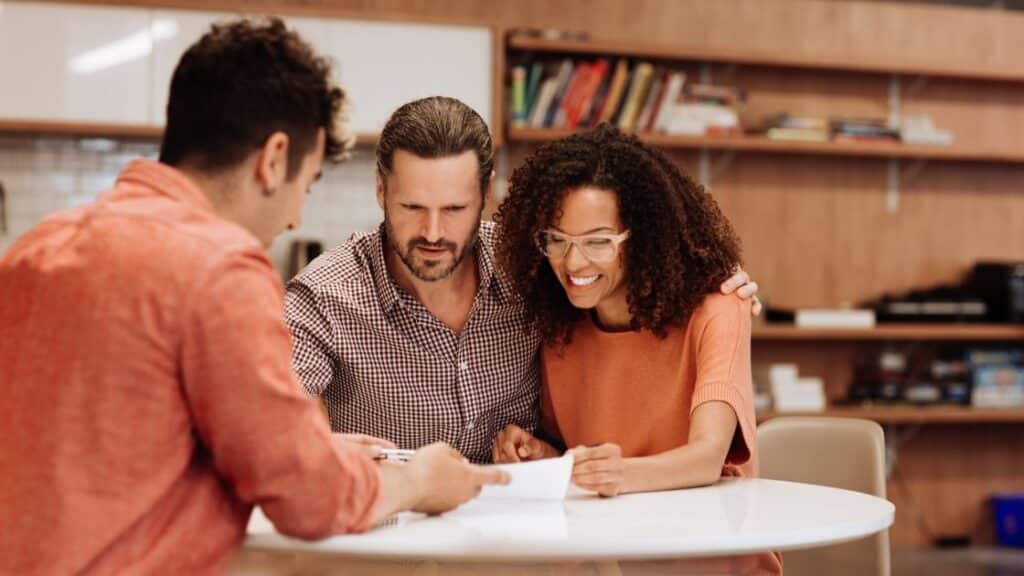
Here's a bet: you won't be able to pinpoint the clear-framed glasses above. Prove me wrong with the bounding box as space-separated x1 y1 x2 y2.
535 229 630 263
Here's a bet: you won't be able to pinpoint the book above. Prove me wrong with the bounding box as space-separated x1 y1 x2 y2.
544 59 576 128
652 71 686 133
553 62 587 128
668 102 739 135
687 84 747 107
597 59 630 125
763 113 828 131
529 77 559 128
523 61 545 121
635 67 666 133
765 127 830 142
580 61 614 128
569 59 609 129
794 309 876 328
617 61 654 131
510 66 527 125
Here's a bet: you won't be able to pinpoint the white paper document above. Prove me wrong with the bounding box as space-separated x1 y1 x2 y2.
447 498 567 539
478 453 574 501
247 507 275 535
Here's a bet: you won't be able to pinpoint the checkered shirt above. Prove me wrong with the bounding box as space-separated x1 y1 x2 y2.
285 221 540 463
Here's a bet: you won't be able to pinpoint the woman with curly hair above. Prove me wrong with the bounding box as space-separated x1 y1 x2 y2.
492 125 781 573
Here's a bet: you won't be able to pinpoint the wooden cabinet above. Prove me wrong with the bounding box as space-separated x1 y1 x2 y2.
0 3 495 141
0 2 151 125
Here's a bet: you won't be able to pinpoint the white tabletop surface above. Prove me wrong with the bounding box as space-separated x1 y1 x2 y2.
245 478 894 562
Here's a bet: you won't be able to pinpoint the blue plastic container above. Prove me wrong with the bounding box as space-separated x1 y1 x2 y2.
994 494 1024 548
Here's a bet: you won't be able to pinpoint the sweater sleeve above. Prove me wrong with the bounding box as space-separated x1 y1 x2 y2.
690 294 757 467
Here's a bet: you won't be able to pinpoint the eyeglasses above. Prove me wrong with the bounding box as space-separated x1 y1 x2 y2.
535 229 630 263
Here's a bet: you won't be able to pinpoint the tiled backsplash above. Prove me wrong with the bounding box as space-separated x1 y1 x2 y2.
0 135 385 279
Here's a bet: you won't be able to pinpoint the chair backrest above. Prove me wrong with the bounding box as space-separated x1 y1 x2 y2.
757 417 891 576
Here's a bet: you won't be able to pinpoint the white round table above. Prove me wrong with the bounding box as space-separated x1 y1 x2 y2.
245 478 894 563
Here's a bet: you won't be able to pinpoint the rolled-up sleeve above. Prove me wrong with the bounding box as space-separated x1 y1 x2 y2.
181 250 381 538
284 279 336 398
691 296 756 467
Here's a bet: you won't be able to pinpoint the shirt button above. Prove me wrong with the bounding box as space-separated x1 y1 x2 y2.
458 361 469 371
466 421 475 431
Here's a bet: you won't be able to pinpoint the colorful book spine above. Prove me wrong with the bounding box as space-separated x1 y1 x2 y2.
597 59 630 125
510 66 527 125
652 71 686 133
617 61 654 131
523 61 544 123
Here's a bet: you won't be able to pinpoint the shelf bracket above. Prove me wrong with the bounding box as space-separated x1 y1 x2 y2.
888 75 902 128
883 423 923 479
698 149 736 192
699 149 712 190
886 158 929 213
886 159 901 213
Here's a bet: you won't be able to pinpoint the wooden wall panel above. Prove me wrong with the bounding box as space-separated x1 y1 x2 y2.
43 0 1024 83
886 424 1024 547
708 155 1024 309
905 77 1024 152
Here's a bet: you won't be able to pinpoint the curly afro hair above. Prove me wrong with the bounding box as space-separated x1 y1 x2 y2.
495 124 742 347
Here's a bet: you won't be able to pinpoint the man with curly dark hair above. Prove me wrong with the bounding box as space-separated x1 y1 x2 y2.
0 20 506 576
491 125 781 575
286 96 762 466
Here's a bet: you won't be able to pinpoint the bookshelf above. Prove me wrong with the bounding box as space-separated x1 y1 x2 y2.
508 126 1024 164
756 406 1024 424
507 35 1024 85
503 32 1024 165
0 120 381 146
752 324 1024 341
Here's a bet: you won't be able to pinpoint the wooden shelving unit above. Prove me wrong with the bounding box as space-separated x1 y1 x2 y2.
507 34 1024 84
0 120 380 146
506 127 1024 164
752 324 1024 341
0 120 164 141
757 405 1024 424
504 28 1024 551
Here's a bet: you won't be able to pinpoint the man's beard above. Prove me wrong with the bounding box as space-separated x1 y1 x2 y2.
385 216 479 282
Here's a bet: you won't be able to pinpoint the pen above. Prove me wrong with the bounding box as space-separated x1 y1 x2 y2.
373 448 416 462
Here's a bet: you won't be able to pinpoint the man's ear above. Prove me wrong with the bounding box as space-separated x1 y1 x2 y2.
375 171 386 211
256 131 290 195
484 169 497 203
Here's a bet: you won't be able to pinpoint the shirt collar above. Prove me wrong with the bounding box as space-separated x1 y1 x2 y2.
115 159 217 216
368 222 510 315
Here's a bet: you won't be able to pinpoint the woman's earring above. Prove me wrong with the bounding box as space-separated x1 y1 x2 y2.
262 187 276 197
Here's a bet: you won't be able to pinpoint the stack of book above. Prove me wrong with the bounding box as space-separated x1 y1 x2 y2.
830 118 900 143
508 58 744 136
759 114 830 142
760 113 954 147
761 363 827 412
899 114 954 146
668 84 744 136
